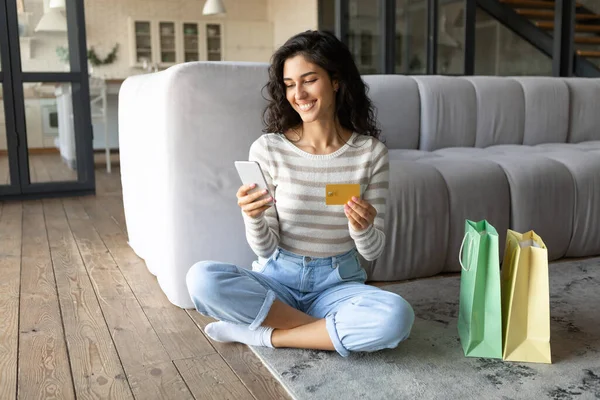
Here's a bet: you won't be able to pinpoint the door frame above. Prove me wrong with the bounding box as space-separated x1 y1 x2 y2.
1 0 95 200
0 0 21 196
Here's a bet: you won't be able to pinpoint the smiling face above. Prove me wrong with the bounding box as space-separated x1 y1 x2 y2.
283 54 339 124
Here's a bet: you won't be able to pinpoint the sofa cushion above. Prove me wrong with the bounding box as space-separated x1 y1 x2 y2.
482 153 575 260
432 147 488 158
573 141 600 151
364 75 420 150
371 160 449 281
484 144 544 154
121 61 271 308
388 149 441 161
412 76 477 151
462 77 525 148
419 156 510 272
535 142 590 151
564 78 600 143
536 141 600 151
537 149 600 257
512 77 570 145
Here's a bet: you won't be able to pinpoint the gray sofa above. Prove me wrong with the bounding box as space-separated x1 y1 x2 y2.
118 62 600 308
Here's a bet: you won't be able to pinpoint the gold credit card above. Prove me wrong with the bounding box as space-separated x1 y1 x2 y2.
325 184 361 205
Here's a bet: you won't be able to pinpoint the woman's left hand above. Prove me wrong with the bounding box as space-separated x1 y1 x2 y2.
344 196 377 231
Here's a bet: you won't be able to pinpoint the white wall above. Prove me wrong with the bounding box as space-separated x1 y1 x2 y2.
3 0 319 151
19 0 69 72
15 0 320 76
4 0 289 150
268 0 318 50
17 0 321 80
83 0 275 79
17 0 276 78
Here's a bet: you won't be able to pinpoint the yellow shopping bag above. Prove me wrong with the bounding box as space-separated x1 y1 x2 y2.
501 229 552 364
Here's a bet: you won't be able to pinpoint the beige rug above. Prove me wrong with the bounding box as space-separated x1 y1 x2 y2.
251 257 600 400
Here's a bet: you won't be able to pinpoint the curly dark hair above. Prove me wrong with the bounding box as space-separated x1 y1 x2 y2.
262 30 380 140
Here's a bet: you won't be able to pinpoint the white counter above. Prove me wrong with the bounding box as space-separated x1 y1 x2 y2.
55 79 122 171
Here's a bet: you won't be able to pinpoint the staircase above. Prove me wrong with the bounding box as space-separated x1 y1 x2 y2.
498 0 600 72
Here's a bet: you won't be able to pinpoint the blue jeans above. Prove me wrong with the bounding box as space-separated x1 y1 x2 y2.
186 247 415 357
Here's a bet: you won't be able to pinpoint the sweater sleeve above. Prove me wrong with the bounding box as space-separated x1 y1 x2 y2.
349 142 389 261
242 136 280 258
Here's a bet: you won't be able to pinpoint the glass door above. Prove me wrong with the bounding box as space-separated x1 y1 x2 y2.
348 0 383 74
0 0 94 199
0 0 20 196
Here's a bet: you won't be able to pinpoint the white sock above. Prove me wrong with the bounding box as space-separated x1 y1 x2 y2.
204 321 274 348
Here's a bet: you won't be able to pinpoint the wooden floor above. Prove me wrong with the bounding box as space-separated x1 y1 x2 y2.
0 153 121 184
0 166 292 400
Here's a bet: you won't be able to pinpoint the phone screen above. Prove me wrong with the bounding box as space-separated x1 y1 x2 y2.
235 161 274 206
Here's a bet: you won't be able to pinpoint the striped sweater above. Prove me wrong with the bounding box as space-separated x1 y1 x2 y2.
242 132 389 261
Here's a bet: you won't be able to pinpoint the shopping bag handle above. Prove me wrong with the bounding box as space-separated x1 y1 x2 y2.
459 233 475 272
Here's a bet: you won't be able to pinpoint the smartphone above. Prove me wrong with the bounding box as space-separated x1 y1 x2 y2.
325 184 361 205
234 161 274 206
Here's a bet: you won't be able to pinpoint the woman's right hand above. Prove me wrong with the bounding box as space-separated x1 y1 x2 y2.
237 184 274 219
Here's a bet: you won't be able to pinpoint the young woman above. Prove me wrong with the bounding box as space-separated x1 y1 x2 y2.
186 30 414 357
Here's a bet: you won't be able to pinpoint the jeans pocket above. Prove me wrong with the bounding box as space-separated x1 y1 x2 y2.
255 258 274 274
335 254 367 283
253 249 279 273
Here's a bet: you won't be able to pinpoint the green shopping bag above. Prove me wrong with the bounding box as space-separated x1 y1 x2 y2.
457 219 503 359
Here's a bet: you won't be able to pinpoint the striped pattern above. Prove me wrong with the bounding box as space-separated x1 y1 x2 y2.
242 133 389 261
